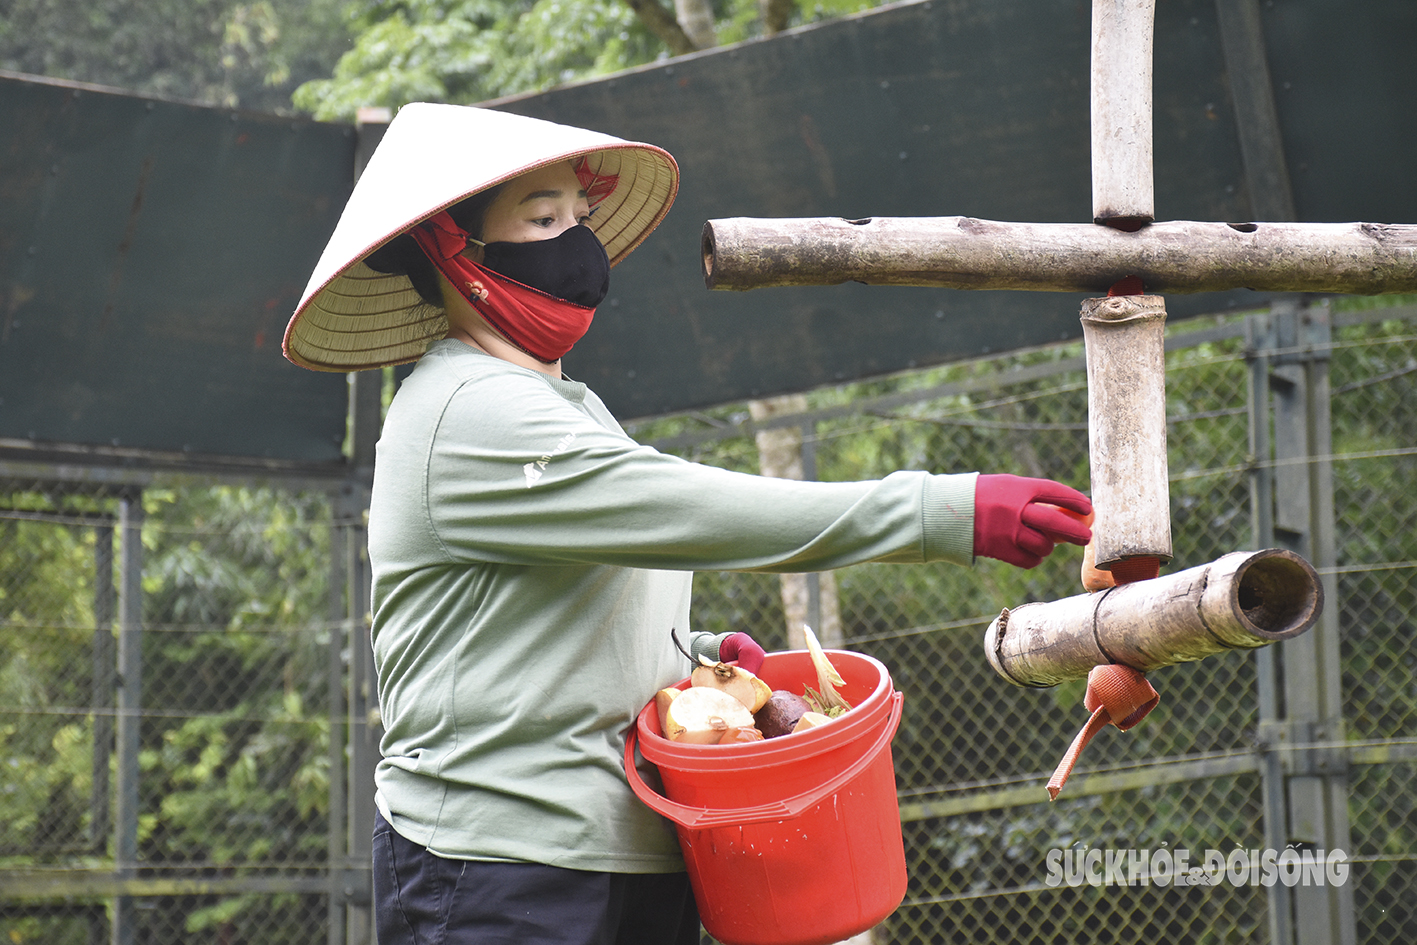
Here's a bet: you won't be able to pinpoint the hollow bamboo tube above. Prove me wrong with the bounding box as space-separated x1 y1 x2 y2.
1082 294 1172 569
983 549 1322 688
1091 0 1156 228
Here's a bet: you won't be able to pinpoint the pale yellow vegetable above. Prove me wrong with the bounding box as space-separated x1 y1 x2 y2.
690 659 772 713
664 686 755 743
803 626 852 717
793 712 835 733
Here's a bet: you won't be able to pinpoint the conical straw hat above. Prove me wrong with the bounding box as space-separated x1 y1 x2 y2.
283 103 679 372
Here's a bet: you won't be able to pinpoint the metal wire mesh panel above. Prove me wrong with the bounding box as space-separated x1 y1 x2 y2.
635 302 1417 945
0 483 338 944
890 773 1269 944
2 300 1413 944
1328 310 1417 941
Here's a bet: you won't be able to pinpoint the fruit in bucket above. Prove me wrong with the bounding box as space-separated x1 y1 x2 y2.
655 626 856 743
794 712 834 733
690 658 772 713
654 688 681 736
662 686 755 743
754 690 812 738
718 726 765 745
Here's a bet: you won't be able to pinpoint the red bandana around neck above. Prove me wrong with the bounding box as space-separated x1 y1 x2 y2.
410 211 596 364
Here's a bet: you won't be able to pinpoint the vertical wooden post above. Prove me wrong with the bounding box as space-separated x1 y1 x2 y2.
1090 0 1156 229
1080 295 1173 568
749 396 842 648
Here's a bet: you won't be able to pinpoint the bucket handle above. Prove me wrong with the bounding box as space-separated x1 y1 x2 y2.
624 691 904 831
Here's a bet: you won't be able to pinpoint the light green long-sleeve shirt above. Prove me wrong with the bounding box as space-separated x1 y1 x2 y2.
367 340 977 871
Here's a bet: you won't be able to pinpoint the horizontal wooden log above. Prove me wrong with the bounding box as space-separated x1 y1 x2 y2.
701 217 1417 294
983 549 1322 688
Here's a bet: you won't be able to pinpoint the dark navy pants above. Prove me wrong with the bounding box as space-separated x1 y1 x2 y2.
373 811 701 945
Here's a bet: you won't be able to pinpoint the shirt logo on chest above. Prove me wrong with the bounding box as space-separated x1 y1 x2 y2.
523 432 577 488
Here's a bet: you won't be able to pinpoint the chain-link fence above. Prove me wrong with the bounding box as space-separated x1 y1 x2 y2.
0 482 344 944
2 298 1413 943
634 297 1417 944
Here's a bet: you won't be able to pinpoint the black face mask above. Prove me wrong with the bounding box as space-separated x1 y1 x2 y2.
479 224 611 308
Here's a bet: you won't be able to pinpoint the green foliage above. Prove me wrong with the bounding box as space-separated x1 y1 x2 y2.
0 0 353 112
133 486 333 877
2 0 893 119
292 0 893 120
291 0 658 119
0 484 333 941
0 496 105 865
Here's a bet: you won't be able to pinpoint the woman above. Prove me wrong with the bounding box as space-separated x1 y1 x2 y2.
284 103 1092 944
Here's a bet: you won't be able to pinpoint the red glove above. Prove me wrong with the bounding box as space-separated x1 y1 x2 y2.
974 474 1093 569
718 632 766 674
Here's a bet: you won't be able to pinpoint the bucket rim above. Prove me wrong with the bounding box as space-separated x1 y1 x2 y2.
635 648 893 770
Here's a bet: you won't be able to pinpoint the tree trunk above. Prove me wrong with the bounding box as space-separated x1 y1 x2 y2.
672 0 717 49
701 216 1417 295
749 395 843 651
618 0 699 56
760 0 794 36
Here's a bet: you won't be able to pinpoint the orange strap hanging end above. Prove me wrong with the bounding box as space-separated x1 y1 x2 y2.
1046 663 1160 801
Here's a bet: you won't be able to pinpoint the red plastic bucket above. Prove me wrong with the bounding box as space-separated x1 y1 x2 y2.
625 649 907 945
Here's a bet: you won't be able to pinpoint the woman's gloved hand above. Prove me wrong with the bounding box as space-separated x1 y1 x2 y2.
974 474 1094 569
718 632 766 674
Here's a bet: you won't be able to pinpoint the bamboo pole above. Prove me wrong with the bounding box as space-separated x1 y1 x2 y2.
1091 0 1156 228
983 549 1322 688
701 217 1417 293
1082 294 1172 567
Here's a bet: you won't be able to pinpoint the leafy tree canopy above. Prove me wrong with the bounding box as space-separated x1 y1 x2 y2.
292 0 659 119
0 0 353 113
0 0 883 119
291 0 884 121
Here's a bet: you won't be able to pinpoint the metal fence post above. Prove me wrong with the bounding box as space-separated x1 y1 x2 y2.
334 106 392 945
341 478 378 945
112 491 143 945
90 522 115 945
341 363 381 944
328 512 349 945
1249 307 1295 945
1248 300 1356 945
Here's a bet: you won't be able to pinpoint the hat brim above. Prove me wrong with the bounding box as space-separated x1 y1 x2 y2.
284 105 679 372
